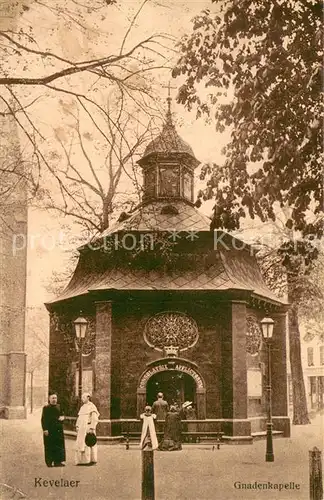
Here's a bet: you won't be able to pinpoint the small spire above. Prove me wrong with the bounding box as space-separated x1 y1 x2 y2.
165 81 175 126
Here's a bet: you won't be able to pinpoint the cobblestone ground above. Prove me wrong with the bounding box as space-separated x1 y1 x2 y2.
0 410 322 500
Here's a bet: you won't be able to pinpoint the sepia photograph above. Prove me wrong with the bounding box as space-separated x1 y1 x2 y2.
0 0 323 499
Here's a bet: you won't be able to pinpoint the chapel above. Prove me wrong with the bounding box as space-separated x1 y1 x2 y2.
46 102 290 442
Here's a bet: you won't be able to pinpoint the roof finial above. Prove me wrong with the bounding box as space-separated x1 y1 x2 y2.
164 81 176 126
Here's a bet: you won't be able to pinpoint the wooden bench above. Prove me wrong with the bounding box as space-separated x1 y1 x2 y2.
181 432 224 447
123 431 224 449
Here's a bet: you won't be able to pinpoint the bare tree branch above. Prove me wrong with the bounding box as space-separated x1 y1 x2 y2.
0 35 167 86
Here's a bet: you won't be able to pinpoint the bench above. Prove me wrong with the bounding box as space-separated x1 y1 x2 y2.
181 432 224 447
123 431 224 449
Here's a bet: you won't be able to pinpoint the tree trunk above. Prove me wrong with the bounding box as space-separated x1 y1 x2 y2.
288 300 310 425
102 199 111 231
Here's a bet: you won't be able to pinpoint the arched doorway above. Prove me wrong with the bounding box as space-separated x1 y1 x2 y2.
137 360 206 419
146 370 196 407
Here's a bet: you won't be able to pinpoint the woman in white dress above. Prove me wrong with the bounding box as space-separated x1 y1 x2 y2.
139 406 158 450
75 392 100 466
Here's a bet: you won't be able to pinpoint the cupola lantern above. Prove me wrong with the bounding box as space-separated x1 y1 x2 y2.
137 95 200 204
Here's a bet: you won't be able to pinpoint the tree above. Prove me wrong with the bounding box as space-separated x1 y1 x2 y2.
255 216 322 424
0 0 173 211
40 91 157 233
174 0 322 237
173 0 323 424
0 1 168 87
298 253 324 325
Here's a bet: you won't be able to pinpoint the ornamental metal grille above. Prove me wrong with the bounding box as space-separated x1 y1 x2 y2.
144 312 199 352
246 316 262 356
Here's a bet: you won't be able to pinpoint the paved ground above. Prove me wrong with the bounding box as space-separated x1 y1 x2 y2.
0 410 323 500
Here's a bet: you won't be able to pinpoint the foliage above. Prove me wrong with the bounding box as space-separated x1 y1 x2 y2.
173 0 323 424
173 0 323 239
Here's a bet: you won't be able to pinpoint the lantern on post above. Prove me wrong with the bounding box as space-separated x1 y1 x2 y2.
74 314 88 402
261 316 275 462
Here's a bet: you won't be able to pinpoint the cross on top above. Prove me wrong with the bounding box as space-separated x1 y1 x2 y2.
162 81 177 123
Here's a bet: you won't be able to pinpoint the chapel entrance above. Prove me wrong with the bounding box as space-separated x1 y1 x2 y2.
146 370 196 408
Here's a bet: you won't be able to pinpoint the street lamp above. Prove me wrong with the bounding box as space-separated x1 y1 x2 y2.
261 316 275 462
74 314 88 402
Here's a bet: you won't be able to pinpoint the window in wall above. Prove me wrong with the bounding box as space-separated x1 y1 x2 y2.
183 169 193 200
159 166 179 197
320 345 324 366
144 168 156 197
309 376 316 394
307 347 314 366
309 376 317 409
75 369 93 396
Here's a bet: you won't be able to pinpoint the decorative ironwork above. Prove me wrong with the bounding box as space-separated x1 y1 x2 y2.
246 316 262 356
144 312 199 352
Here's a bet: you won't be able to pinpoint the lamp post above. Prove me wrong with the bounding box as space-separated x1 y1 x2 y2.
74 315 88 402
261 316 275 463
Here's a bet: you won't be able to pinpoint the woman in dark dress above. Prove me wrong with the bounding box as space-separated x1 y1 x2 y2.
158 406 182 451
41 393 66 467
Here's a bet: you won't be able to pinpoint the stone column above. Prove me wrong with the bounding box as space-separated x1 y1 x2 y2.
271 310 290 437
3 352 27 419
0 12 28 421
137 388 146 418
196 388 206 419
94 301 112 435
222 301 251 438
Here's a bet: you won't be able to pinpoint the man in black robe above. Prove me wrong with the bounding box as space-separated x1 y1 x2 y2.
41 392 66 467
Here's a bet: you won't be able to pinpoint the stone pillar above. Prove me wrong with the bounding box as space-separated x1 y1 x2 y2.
2 352 27 419
94 301 112 435
271 310 290 437
137 388 146 418
0 18 28 421
222 301 251 437
196 388 206 419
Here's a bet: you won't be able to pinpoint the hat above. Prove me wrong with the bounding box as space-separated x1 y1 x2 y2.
85 432 97 447
182 401 192 409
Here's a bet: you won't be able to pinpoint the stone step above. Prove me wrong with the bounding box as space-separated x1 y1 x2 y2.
251 430 284 441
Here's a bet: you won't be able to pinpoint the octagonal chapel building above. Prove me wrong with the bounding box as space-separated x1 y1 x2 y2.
46 108 290 442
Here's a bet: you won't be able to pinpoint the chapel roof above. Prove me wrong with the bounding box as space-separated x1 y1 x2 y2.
138 102 199 167
99 200 211 238
47 98 287 309
141 120 196 159
47 231 287 306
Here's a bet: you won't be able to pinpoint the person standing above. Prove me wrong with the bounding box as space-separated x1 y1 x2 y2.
180 401 193 441
185 403 197 439
139 405 158 450
152 392 169 420
75 392 100 466
158 405 182 451
41 392 66 467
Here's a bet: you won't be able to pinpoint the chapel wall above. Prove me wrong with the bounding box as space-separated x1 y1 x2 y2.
112 297 224 419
